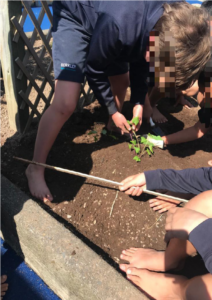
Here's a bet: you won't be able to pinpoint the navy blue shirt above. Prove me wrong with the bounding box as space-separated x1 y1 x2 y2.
55 1 177 114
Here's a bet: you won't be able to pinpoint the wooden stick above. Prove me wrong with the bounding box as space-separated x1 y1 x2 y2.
109 191 119 218
13 157 188 203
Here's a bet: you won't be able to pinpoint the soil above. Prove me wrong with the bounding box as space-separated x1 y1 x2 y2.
1 39 211 279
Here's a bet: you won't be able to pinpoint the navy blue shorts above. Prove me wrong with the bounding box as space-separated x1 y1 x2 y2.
52 3 128 83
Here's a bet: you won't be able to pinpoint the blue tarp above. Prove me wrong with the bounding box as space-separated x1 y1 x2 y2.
23 6 52 32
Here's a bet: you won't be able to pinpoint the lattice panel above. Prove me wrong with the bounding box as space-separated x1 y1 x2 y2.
10 1 94 133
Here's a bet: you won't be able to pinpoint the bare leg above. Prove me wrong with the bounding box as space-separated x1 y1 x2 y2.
26 80 81 202
1 275 8 299
120 191 212 272
107 72 129 131
125 268 212 300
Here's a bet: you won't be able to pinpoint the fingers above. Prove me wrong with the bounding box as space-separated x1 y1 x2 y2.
130 186 143 196
119 176 136 191
1 276 7 284
120 177 138 191
123 119 131 132
208 160 212 167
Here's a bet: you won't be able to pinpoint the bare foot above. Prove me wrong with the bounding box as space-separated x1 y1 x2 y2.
149 192 193 214
124 268 187 300
1 275 8 299
26 164 53 202
120 248 179 272
175 94 193 109
149 197 180 214
152 106 167 123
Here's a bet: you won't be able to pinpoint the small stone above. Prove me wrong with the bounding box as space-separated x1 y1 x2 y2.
93 220 96 224
83 203 87 208
67 215 71 219
64 201 69 205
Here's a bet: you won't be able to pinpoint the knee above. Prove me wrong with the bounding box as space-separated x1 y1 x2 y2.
52 94 77 117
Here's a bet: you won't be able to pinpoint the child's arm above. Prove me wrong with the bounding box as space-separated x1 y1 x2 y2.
162 120 210 145
119 167 212 195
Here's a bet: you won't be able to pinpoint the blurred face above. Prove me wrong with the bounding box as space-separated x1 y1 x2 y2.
147 31 176 99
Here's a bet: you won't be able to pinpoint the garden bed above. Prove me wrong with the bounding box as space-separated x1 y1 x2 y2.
1 84 212 273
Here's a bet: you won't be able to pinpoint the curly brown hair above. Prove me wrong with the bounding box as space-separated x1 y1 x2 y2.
153 1 211 91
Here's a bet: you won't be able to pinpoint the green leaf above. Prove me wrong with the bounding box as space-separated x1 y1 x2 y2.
101 129 107 135
127 120 131 125
134 146 140 154
140 137 148 144
130 140 137 145
94 136 98 142
146 141 154 147
109 134 118 140
88 130 97 135
128 144 133 150
146 149 151 157
131 117 140 126
149 144 154 154
133 156 141 162
147 133 163 140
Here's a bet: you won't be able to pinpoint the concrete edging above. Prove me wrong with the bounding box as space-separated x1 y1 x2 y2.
1 175 147 300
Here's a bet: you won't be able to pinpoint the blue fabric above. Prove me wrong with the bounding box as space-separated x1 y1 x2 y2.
145 168 212 194
1 239 60 300
53 1 179 114
189 218 212 274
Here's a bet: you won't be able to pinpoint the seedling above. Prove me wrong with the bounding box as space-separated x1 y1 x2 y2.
127 117 158 162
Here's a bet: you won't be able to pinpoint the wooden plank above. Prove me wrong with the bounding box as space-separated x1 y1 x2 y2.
22 1 52 57
13 1 33 43
17 7 46 80
0 0 29 132
15 57 50 105
41 1 53 26
13 8 28 43
19 90 41 119
11 16 54 89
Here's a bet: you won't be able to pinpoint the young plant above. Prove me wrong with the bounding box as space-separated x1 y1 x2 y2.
127 117 156 162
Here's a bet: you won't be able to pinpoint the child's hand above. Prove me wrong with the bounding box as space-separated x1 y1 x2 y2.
131 105 144 131
164 207 208 242
111 112 131 134
119 173 146 196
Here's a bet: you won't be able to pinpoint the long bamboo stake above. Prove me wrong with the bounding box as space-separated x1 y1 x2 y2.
14 157 188 203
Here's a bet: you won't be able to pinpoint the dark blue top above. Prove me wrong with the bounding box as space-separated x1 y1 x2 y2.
145 167 212 273
189 219 212 274
54 1 177 114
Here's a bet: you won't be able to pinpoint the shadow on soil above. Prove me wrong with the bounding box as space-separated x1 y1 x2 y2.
158 98 212 158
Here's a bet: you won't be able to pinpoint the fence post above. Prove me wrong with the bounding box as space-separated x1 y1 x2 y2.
0 0 29 133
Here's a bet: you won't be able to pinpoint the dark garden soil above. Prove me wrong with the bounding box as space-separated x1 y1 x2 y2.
1 39 211 279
